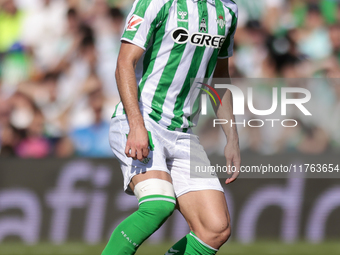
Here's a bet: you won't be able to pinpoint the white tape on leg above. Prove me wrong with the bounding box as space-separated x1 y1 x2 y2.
133 178 175 200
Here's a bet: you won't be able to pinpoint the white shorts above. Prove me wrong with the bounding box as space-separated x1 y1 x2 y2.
109 114 224 198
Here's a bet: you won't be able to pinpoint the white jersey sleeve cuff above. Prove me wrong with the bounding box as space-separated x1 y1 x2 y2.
121 38 146 51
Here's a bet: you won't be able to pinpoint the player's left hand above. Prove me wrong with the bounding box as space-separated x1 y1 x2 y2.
224 140 241 185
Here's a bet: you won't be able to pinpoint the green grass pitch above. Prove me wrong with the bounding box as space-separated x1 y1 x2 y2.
0 242 340 255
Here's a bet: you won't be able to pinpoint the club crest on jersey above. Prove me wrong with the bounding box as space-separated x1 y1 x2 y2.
126 14 144 31
200 18 207 32
178 11 188 21
216 15 227 29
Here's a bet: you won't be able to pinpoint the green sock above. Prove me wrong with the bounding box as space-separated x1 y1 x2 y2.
102 195 175 255
165 231 218 255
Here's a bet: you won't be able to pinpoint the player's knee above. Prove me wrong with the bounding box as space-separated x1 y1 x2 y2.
138 197 175 227
195 218 231 247
206 223 231 247
212 220 231 245
219 224 231 243
134 178 176 222
143 200 175 219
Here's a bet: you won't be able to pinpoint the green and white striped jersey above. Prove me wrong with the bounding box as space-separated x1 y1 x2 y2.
113 0 238 132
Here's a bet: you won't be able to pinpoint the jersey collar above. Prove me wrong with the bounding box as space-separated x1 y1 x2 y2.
193 0 216 6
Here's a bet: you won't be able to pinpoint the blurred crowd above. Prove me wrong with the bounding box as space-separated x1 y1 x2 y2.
0 0 339 158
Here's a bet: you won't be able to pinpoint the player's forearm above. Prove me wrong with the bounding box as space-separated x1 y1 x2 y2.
213 61 239 143
216 90 239 144
115 59 144 129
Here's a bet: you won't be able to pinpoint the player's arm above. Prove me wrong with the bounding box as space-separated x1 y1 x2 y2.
116 42 149 161
213 58 241 184
116 0 167 160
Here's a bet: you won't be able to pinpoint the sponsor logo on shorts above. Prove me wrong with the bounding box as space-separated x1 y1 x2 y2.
171 28 225 49
140 157 151 164
126 14 144 31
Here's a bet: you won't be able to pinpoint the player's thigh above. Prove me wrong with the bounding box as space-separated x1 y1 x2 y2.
177 190 230 236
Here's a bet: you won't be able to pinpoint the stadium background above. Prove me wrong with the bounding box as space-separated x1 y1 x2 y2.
0 0 339 254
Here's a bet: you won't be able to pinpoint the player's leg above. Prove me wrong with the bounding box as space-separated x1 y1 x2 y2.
128 168 172 191
178 190 231 248
164 133 230 254
102 171 176 255
166 190 230 255
103 116 176 255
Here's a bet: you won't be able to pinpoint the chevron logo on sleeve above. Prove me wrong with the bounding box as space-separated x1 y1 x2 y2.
126 14 144 31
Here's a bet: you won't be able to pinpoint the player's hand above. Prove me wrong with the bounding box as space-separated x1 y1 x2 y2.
224 140 241 185
125 126 150 160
